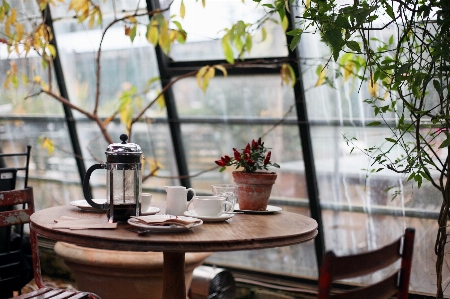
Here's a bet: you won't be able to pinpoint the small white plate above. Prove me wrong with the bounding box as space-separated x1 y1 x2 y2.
140 207 160 216
183 210 234 222
70 199 106 212
127 217 202 233
233 204 282 214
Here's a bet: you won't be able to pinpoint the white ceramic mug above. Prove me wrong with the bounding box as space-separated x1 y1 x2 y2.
140 193 152 213
187 196 233 217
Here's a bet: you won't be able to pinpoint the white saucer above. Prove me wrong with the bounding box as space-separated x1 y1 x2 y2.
233 204 282 214
127 216 202 232
183 210 234 222
70 199 106 212
140 207 160 216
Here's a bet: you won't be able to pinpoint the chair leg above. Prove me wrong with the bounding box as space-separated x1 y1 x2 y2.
29 228 45 289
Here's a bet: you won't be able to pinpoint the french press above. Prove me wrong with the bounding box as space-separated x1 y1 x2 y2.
83 134 142 222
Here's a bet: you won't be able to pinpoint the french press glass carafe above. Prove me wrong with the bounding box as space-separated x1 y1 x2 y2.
83 134 142 222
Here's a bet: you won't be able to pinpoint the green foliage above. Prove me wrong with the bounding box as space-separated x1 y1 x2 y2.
285 0 450 295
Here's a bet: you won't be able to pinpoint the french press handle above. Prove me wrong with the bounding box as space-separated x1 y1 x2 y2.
82 164 109 211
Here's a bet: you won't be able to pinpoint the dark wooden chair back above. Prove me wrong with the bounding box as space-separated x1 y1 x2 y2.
0 146 32 298
317 228 415 299
0 145 31 190
0 187 101 299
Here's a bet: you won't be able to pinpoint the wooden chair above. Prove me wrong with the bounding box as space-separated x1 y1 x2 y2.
0 146 32 298
317 227 415 299
0 187 101 299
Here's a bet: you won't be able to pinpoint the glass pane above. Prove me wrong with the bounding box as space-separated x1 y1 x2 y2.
51 2 173 193
173 75 297 118
52 18 161 117
299 21 442 296
0 3 81 210
164 0 289 61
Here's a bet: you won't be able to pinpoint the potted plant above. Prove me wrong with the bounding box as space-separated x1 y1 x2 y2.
215 137 280 211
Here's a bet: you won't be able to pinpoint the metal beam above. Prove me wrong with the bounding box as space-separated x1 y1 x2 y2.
145 0 191 188
286 8 326 268
42 7 87 184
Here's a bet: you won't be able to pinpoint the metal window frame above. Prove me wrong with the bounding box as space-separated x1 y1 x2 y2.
41 0 325 270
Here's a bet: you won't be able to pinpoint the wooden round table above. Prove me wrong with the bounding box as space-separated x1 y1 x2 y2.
30 203 318 299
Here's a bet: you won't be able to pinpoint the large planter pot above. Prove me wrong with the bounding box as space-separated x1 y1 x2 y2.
54 242 211 299
232 171 277 211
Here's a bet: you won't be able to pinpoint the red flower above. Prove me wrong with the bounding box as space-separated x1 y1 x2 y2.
251 139 258 150
220 155 231 165
245 143 251 154
264 151 271 165
215 160 226 167
215 138 279 173
233 148 241 160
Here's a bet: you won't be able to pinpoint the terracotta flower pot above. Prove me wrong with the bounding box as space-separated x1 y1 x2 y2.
54 242 211 299
232 171 277 211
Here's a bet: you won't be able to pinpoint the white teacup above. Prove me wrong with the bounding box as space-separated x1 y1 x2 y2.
187 196 233 217
140 193 152 212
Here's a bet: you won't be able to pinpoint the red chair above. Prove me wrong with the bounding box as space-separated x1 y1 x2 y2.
0 187 101 299
317 228 415 299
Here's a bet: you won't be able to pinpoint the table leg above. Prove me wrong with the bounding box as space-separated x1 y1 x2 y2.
162 252 186 299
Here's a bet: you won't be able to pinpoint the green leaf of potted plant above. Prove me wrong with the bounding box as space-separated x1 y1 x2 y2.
215 137 280 211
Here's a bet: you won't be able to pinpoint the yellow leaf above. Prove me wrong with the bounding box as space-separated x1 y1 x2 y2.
280 63 296 87
221 36 234 64
127 16 137 23
41 81 49 91
10 61 17 74
41 137 55 156
201 67 215 92
8 8 16 24
145 158 163 176
343 61 354 81
119 101 133 128
33 76 41 83
158 18 170 54
169 29 177 42
88 14 95 28
315 68 326 87
147 24 158 45
47 44 57 57
4 20 10 37
368 76 378 97
180 0 185 19
214 65 228 77
305 0 311 8
196 66 209 89
21 74 28 86
281 15 289 32
202 0 206 7
3 75 11 90
155 91 165 109
15 23 24 41
205 66 215 79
